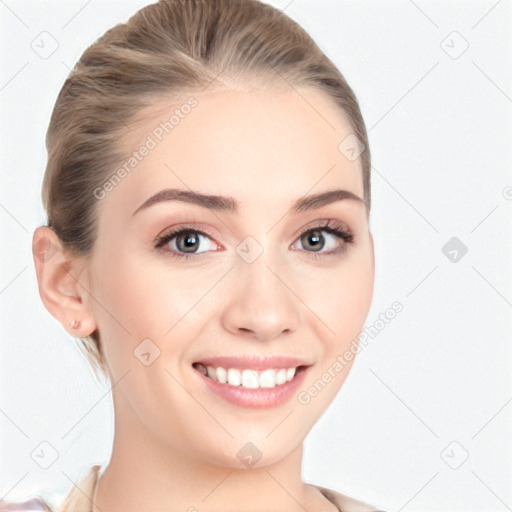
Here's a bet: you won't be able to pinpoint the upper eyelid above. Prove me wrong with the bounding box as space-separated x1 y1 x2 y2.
158 222 348 237
154 222 216 241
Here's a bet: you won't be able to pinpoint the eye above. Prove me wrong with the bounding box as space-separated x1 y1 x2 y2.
290 219 354 258
154 225 220 260
154 219 354 261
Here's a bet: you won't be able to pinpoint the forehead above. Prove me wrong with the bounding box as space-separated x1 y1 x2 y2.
105 87 364 216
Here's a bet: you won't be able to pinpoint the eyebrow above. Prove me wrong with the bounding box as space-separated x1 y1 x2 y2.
132 187 367 217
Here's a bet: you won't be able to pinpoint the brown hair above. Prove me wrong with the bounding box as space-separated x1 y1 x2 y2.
42 0 371 381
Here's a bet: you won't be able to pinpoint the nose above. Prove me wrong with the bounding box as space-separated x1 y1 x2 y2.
220 252 301 342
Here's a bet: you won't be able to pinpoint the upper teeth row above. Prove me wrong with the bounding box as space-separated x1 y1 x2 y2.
196 363 297 389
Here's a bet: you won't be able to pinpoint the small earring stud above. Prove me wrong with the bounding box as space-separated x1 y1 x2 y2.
71 319 81 329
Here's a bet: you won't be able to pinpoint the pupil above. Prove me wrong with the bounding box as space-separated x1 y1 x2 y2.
179 232 199 252
305 230 324 251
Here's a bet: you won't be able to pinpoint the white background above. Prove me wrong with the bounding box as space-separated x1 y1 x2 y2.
1 1 511 511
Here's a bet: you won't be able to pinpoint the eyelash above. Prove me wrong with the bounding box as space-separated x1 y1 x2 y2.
153 219 354 261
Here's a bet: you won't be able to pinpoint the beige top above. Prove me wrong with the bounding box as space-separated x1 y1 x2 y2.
0 465 386 512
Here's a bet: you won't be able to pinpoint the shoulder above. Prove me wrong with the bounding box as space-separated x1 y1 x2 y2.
312 484 387 512
0 496 52 511
0 464 101 512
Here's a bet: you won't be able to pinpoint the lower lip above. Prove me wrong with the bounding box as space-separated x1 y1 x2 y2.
193 365 310 409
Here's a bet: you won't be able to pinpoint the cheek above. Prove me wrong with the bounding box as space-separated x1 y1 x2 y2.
90 247 179 337
335 262 373 330
88 245 217 369
306 251 374 344
298 254 374 408
85 244 168 377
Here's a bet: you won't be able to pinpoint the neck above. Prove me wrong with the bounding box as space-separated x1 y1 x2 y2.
92 394 327 512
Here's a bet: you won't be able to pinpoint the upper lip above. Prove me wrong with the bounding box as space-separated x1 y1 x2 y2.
193 355 313 370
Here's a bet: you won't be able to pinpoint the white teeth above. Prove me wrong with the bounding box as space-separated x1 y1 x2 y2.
259 369 276 388
207 366 216 379
215 366 227 383
275 369 287 385
227 368 242 386
195 363 301 389
241 369 259 389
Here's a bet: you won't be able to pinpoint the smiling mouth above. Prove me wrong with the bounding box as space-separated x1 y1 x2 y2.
192 362 309 390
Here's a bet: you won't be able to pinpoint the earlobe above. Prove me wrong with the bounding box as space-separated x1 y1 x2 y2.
32 226 97 337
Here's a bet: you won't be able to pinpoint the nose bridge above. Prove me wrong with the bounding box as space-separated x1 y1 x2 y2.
239 243 276 286
220 238 301 340
236 239 283 302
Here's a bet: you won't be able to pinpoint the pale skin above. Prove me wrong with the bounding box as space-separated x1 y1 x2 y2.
33 87 375 512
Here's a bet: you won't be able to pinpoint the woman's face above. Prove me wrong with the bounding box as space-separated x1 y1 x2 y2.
82 87 374 468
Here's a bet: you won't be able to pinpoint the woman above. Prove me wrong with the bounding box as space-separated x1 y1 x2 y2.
6 0 386 510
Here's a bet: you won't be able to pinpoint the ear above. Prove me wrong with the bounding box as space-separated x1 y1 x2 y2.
32 226 97 337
